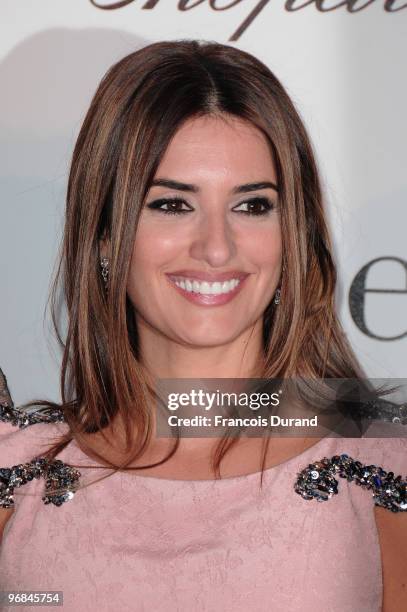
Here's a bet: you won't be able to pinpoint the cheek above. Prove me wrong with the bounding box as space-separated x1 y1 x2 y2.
242 223 282 268
126 224 179 297
133 217 189 262
132 224 175 263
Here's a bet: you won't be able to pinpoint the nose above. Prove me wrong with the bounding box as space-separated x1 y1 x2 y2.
189 207 237 268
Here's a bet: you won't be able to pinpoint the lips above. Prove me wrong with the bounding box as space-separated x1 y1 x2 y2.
165 271 250 307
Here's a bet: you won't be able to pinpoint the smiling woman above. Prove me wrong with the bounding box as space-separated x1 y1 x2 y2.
0 39 406 612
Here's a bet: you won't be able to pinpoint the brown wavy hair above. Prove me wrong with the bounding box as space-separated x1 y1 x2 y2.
17 39 390 492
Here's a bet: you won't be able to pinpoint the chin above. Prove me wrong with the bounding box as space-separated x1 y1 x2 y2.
177 328 242 347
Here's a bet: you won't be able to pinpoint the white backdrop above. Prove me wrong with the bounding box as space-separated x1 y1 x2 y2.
1 0 406 406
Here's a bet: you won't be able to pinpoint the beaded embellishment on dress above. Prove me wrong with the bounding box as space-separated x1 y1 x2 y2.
0 458 81 509
295 454 407 512
0 368 80 508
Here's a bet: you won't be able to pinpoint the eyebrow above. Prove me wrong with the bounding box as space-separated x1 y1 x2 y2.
150 178 279 194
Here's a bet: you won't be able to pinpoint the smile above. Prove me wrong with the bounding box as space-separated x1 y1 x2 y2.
165 273 249 306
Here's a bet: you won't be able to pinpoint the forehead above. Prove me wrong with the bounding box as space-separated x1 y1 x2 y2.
156 115 277 184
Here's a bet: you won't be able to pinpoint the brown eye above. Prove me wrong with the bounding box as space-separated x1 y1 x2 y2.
146 197 193 215
233 197 274 216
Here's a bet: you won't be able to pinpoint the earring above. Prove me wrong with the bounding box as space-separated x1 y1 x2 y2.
100 257 109 290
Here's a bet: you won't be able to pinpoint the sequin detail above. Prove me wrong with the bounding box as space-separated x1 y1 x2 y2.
295 454 407 512
0 457 81 509
0 401 65 429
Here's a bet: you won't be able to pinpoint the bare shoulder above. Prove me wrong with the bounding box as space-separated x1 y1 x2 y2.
374 506 407 611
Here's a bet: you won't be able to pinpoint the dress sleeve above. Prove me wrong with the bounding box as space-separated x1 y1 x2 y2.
0 418 65 468
362 419 407 479
0 367 66 466
0 367 79 509
294 419 406 512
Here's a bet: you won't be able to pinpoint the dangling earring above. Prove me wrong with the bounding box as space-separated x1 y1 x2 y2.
100 257 109 291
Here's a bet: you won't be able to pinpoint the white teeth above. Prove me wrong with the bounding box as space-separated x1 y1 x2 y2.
173 277 241 295
200 281 211 294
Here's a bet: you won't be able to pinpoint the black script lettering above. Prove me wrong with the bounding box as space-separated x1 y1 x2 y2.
90 0 136 8
349 256 407 341
90 0 407 42
90 0 163 7
229 0 271 41
384 0 407 9
210 0 243 8
178 0 207 9
286 0 376 11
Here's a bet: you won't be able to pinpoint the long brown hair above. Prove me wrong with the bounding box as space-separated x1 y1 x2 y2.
19 39 388 489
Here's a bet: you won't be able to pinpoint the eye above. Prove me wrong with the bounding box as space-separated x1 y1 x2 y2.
145 195 275 216
145 197 193 215
232 197 274 216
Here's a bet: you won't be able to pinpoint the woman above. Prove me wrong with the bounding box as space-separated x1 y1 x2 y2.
0 40 406 611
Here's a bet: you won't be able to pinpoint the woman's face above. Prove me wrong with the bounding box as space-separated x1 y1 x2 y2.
127 114 282 347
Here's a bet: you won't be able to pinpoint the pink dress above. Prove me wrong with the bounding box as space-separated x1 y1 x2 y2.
0 417 406 612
